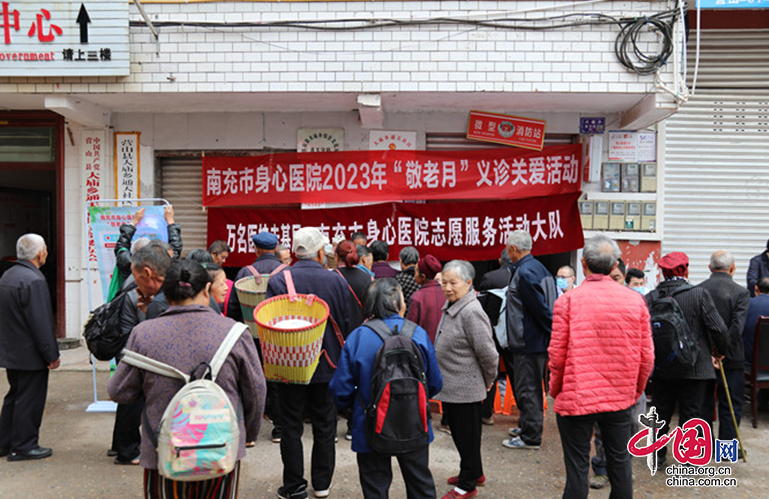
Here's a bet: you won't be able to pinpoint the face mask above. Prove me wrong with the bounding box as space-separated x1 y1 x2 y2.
631 286 647 295
556 277 570 290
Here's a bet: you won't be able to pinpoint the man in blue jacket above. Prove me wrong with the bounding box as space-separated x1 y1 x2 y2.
330 278 442 499
267 227 351 499
502 230 557 450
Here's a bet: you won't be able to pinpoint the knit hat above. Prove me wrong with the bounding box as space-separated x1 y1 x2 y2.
418 255 442 280
292 227 329 257
659 252 689 278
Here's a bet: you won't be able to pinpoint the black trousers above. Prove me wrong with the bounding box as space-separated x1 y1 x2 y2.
702 368 744 442
278 382 336 494
254 338 282 430
652 377 708 462
443 401 484 492
556 407 634 499
512 352 547 445
356 446 436 499
0 369 49 453
111 396 143 461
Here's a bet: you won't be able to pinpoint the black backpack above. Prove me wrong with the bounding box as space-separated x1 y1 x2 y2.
358 319 430 455
83 282 137 361
647 284 699 376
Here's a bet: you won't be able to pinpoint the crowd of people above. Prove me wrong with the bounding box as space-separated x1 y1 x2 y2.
2 214 768 499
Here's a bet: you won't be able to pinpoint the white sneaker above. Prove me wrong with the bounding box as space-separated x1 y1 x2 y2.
508 427 522 437
313 488 330 498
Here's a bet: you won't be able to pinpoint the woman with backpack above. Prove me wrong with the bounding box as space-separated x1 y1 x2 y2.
434 260 499 499
108 259 266 499
329 278 443 499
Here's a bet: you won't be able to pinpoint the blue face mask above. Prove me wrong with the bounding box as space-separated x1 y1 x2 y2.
556 277 570 290
631 286 647 295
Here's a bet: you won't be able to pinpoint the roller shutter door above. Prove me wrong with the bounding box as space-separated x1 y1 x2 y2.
662 29 769 284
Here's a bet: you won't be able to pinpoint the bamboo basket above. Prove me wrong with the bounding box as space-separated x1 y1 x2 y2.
235 275 270 338
254 279 330 384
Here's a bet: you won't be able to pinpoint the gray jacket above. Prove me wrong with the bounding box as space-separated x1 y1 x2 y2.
434 290 499 404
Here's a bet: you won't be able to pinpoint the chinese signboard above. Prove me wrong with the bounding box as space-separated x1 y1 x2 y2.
697 0 768 8
203 145 581 207
88 204 168 302
608 131 638 162
209 192 584 267
297 128 344 152
467 111 547 151
0 0 129 76
580 117 606 135
114 132 139 204
369 131 417 151
82 129 105 264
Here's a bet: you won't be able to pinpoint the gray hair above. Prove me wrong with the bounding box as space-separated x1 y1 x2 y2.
500 248 512 267
583 234 621 275
277 244 289 253
17 233 45 261
710 250 735 272
131 237 151 254
442 260 475 284
506 230 533 252
297 251 318 261
399 246 419 266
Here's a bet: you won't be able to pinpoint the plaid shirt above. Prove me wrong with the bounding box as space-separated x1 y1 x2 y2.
396 266 421 305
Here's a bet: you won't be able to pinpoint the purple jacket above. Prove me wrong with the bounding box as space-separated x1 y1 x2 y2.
406 280 445 343
108 305 266 470
372 261 398 279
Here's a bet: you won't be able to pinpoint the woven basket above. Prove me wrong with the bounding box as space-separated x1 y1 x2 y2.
235 275 270 338
255 292 330 385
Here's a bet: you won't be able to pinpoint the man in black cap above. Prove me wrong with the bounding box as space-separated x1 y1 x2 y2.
227 231 286 445
227 231 284 322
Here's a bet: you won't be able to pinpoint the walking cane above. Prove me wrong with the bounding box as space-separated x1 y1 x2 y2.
717 358 747 462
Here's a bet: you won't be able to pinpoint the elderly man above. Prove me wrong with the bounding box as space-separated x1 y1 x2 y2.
647 252 729 467
370 240 398 279
396 246 420 305
227 231 284 322
555 265 577 294
501 230 557 450
549 235 654 498
698 250 750 443
478 249 513 291
267 227 351 499
0 234 60 461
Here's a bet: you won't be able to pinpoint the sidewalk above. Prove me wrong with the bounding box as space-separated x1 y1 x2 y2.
1 346 768 498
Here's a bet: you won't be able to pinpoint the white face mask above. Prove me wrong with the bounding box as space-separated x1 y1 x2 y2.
631 286 647 295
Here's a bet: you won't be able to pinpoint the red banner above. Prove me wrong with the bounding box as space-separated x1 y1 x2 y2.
467 111 547 151
208 192 584 267
202 145 580 207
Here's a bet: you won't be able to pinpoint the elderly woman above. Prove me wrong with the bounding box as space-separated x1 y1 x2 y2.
108 259 266 499
330 278 443 499
434 260 499 499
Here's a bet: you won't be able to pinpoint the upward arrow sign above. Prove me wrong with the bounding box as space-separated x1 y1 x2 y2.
76 4 91 44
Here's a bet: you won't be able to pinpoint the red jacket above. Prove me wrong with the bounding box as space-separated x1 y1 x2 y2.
548 274 654 416
406 280 445 343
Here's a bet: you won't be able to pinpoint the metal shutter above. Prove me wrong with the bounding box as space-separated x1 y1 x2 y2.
426 132 575 150
663 29 769 284
159 156 207 256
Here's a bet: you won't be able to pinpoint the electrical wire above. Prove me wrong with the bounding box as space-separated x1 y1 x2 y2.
128 8 683 76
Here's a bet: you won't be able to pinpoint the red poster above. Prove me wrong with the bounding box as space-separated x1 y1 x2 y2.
202 145 580 207
208 192 583 267
466 111 547 151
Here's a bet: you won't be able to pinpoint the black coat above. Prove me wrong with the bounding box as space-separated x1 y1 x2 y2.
0 260 59 370
697 272 750 370
647 280 729 380
336 266 373 333
478 266 511 291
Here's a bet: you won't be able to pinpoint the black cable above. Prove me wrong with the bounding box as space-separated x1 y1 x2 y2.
614 11 679 75
129 8 682 76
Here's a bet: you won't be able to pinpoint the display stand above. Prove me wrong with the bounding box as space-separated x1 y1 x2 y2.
84 197 169 413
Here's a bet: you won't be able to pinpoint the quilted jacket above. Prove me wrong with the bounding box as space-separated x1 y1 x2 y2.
548 274 654 417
